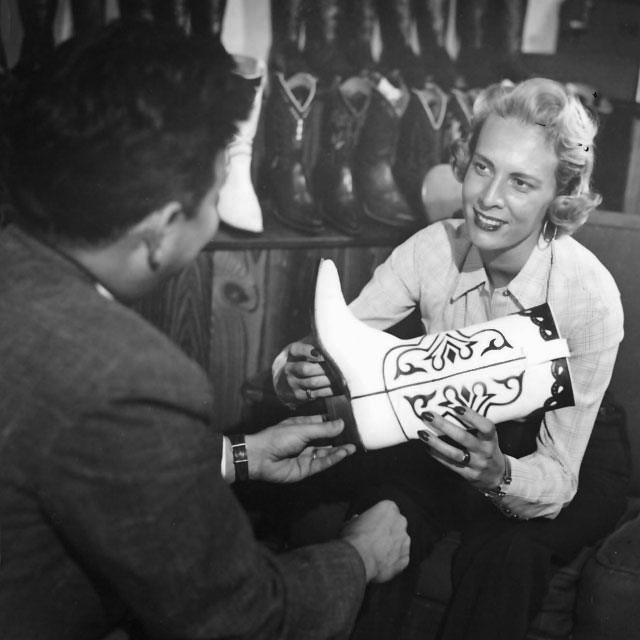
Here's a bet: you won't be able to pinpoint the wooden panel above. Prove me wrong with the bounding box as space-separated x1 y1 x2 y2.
137 244 395 432
135 253 214 373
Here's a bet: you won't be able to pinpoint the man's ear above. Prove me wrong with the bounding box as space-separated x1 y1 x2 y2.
136 201 185 272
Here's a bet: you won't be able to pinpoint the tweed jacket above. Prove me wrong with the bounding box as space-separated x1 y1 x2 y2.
0 225 365 640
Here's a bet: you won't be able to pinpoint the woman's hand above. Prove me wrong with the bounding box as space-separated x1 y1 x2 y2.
417 407 506 490
245 415 355 483
275 339 335 405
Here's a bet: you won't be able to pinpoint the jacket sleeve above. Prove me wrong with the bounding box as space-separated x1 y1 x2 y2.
43 378 366 639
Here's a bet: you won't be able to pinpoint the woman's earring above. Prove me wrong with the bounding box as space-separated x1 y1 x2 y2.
148 250 160 272
542 218 557 243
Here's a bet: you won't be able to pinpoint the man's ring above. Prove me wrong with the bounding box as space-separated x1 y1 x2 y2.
311 449 318 461
461 449 471 466
305 388 313 401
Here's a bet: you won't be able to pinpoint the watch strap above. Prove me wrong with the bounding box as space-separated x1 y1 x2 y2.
228 434 249 482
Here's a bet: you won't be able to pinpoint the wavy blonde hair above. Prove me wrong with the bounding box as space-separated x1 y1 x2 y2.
450 78 602 237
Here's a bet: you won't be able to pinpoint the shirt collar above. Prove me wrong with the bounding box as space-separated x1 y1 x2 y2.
450 243 487 302
450 238 554 306
505 241 553 309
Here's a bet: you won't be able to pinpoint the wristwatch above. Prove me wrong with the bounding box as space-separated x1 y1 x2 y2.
228 434 249 482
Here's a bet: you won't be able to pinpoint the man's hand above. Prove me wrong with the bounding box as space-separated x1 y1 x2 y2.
245 415 355 483
417 407 506 490
340 501 410 583
275 339 335 405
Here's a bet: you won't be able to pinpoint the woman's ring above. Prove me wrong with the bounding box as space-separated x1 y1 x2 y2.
305 388 313 401
461 449 471 466
311 449 318 461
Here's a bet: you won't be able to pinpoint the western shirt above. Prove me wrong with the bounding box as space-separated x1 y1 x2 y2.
349 219 623 519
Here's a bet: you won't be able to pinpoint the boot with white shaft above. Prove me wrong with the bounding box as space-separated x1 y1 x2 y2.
314 259 574 451
218 55 266 233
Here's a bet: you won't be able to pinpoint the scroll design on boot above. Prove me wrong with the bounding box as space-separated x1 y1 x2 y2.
379 305 572 442
393 327 514 381
406 373 525 427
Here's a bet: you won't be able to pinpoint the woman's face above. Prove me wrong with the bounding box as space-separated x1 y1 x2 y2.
462 114 559 275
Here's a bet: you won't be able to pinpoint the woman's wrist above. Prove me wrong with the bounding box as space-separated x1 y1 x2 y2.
479 453 512 497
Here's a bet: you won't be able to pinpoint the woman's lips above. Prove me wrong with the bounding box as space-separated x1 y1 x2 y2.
474 208 506 231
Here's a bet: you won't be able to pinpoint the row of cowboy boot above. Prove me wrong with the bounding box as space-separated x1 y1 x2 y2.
353 73 415 229
314 77 371 235
265 70 477 235
265 72 324 234
264 72 413 235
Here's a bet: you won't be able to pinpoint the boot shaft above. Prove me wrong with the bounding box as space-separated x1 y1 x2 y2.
356 76 408 166
395 83 449 215
319 77 371 166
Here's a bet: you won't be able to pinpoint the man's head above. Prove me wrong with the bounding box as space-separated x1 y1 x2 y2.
8 20 252 246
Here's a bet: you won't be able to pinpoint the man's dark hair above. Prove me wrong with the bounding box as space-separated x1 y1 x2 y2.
7 20 252 244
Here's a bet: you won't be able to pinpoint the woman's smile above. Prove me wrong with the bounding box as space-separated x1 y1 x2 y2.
473 208 506 231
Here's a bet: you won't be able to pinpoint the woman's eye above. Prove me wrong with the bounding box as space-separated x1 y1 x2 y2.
512 178 531 192
473 161 489 175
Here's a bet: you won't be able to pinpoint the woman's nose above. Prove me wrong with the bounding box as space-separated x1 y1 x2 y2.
479 177 505 209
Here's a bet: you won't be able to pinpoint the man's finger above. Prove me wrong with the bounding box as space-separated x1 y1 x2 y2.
287 419 345 442
279 414 335 426
278 417 346 441
307 445 354 475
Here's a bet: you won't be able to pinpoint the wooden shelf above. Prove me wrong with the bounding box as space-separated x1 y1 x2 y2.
209 208 424 251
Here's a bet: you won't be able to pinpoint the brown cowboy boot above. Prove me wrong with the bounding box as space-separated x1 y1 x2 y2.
353 73 416 228
265 72 324 233
314 76 371 236
395 81 449 221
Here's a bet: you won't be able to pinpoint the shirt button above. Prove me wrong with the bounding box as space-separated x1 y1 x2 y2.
503 290 510 297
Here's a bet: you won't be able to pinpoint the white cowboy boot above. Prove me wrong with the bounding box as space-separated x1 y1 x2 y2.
218 55 266 233
314 259 574 450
